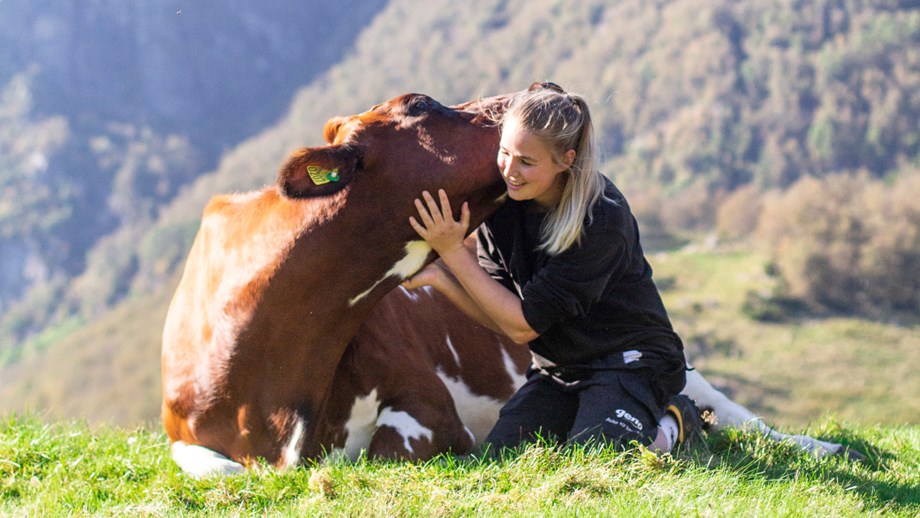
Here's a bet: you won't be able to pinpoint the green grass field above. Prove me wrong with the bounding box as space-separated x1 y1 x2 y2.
1 415 917 516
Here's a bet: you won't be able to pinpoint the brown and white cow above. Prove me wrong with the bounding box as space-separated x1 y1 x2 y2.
164 88 859 477
162 91 514 476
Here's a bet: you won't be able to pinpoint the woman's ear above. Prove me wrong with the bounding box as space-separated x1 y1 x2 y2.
562 148 576 168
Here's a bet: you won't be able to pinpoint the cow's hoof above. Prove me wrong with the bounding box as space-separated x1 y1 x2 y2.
171 441 246 478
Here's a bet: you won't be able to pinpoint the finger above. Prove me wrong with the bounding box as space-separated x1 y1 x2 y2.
408 216 428 237
414 198 436 229
401 277 421 290
438 189 454 222
460 201 470 232
422 191 444 225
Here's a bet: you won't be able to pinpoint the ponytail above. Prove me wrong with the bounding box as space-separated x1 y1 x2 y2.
504 83 608 255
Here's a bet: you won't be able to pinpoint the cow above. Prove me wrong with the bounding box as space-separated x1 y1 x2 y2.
163 87 861 478
162 90 514 476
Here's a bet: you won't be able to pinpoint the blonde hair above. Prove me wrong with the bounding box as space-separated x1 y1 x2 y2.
503 82 608 255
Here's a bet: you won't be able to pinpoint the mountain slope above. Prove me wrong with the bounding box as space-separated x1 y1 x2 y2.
0 0 387 351
86 0 920 316
2 0 918 427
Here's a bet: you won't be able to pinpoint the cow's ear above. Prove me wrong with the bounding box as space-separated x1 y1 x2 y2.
277 145 358 198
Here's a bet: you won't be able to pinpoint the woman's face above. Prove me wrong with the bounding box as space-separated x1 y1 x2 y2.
497 119 574 208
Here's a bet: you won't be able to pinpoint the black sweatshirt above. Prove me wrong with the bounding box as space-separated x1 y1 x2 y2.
476 177 683 366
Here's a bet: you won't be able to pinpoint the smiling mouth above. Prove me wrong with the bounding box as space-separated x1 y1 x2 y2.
507 178 524 187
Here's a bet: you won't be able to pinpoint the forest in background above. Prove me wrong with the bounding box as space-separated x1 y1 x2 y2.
1 0 918 425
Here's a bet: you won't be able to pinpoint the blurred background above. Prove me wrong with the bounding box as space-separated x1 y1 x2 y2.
0 0 917 430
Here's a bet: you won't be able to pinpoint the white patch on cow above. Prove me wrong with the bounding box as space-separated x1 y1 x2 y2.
436 369 507 445
377 407 434 454
170 441 245 478
462 425 476 446
349 240 432 306
281 418 306 469
444 335 461 367
682 366 842 457
501 347 527 392
340 389 382 460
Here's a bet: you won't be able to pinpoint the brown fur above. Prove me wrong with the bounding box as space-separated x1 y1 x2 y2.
317 286 529 459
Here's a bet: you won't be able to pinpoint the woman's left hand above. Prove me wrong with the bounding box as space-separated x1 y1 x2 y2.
401 260 447 290
409 189 470 258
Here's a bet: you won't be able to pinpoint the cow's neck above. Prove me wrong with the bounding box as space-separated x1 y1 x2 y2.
226 192 431 452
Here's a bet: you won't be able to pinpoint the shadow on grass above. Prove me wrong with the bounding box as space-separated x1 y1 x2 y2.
682 428 919 512
415 430 918 515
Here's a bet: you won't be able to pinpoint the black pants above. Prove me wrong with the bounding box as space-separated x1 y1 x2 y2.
483 351 686 452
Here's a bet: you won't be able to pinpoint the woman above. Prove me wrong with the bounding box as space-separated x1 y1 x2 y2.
404 82 702 454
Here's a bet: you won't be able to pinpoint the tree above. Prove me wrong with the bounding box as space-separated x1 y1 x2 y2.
757 171 920 315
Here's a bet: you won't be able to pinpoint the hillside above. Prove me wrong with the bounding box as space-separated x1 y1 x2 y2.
1 0 918 428
0 0 387 353
3 247 919 431
64 0 920 335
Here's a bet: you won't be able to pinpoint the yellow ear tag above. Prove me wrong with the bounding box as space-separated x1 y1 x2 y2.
307 165 341 185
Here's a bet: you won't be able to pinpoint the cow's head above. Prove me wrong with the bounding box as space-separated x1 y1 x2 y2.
277 92 512 242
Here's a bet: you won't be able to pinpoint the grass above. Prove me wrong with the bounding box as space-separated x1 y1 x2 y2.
1 415 918 516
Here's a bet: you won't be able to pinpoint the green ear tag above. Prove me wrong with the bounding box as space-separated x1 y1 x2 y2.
307 165 341 185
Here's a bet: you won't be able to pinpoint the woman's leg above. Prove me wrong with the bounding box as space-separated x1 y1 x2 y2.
566 368 662 449
483 369 578 453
